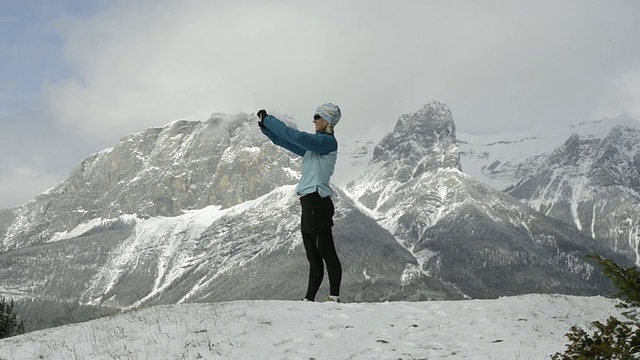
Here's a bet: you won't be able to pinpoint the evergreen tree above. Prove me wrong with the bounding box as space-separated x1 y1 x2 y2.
552 254 640 359
0 296 25 339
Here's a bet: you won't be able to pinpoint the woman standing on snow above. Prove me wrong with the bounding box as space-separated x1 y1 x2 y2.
257 104 342 303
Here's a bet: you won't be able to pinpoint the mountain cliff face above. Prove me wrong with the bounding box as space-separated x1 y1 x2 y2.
2 114 300 251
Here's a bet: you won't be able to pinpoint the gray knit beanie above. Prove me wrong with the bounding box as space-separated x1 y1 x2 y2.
315 103 342 126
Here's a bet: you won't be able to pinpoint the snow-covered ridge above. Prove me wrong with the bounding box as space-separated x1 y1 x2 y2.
1 112 303 250
458 114 640 190
502 117 640 265
52 185 299 307
340 103 618 298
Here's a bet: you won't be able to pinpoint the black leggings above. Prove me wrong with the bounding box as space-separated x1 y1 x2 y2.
299 192 341 300
302 230 342 300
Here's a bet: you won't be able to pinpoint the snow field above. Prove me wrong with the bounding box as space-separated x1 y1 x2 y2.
0 294 624 360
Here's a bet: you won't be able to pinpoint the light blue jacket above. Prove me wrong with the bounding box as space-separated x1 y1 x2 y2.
260 115 337 198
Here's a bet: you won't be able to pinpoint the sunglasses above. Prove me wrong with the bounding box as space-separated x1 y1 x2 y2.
313 114 322 120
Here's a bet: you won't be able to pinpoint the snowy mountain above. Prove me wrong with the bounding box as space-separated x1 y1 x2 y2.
1 114 301 250
332 138 376 188
506 125 640 264
0 112 459 308
344 102 616 298
0 102 627 310
456 113 640 265
458 114 640 191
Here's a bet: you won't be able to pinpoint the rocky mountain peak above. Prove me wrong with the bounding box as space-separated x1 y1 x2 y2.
2 113 301 249
590 125 640 190
546 133 599 168
601 125 640 146
393 101 454 137
371 101 460 182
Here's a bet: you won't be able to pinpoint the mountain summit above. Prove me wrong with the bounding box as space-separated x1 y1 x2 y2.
372 101 460 183
1 113 301 250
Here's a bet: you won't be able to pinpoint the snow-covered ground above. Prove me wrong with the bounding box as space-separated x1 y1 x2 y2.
0 294 623 360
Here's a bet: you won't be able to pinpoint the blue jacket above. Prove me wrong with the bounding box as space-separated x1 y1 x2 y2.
261 115 337 198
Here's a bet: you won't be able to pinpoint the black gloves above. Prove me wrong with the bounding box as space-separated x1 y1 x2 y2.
257 109 268 129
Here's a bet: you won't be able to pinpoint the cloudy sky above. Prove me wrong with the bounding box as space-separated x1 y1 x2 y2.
1 0 640 209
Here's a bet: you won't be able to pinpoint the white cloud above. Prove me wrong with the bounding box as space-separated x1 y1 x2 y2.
589 66 640 121
613 68 640 119
2 0 640 207
44 0 640 146
0 112 90 209
47 1 337 142
0 160 63 209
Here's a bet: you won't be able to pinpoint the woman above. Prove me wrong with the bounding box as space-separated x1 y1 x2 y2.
257 103 342 302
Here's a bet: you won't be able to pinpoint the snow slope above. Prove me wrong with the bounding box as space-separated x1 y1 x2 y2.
458 114 640 191
0 294 623 360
